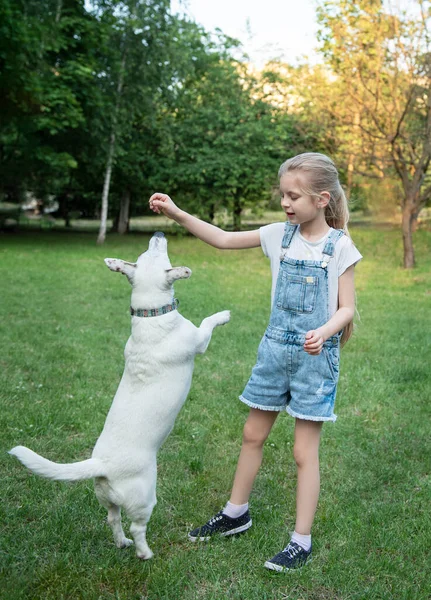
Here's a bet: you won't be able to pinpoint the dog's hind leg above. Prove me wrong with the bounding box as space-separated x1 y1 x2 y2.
130 516 154 560
128 488 157 559
108 505 134 549
95 478 133 549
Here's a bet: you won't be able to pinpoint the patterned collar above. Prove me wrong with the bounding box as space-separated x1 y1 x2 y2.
130 298 179 318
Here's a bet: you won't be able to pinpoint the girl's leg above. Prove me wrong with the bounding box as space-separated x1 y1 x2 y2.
264 418 322 571
293 418 323 535
229 408 279 505
188 407 278 541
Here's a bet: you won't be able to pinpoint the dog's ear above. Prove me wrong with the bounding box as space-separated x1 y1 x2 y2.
105 258 137 280
165 267 192 284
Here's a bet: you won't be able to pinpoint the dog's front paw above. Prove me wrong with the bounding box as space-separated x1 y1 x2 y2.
214 310 230 326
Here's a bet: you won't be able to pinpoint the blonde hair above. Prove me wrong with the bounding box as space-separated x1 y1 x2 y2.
278 152 355 345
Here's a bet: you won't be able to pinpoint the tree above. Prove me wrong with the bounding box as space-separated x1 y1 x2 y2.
0 1 321 235
0 0 101 206
161 59 308 229
262 60 384 214
317 0 431 267
103 13 229 235
90 0 227 242
89 0 173 243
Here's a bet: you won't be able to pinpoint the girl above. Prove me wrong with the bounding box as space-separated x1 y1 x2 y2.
149 152 362 571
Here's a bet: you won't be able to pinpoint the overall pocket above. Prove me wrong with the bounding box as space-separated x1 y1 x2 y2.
276 272 319 313
323 346 340 381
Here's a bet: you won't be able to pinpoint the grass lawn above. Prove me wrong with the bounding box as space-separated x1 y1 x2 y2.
1 225 430 600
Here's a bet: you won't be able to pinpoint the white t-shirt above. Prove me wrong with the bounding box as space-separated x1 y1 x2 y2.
260 223 363 317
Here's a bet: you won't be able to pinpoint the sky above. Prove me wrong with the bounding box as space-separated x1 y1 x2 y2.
171 0 320 67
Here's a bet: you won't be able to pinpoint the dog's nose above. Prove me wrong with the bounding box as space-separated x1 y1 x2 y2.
151 231 165 248
145 231 168 258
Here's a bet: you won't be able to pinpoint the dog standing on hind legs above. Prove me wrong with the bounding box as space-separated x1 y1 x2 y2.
9 232 230 559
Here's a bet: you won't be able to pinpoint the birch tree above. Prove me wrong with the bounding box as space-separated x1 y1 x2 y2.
94 0 173 244
97 46 127 244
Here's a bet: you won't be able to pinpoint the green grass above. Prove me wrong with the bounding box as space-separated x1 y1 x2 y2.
1 227 430 600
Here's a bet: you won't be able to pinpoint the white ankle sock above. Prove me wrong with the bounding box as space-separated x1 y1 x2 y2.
222 501 249 519
291 531 312 551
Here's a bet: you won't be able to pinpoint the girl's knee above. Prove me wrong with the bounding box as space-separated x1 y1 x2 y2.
293 441 319 468
242 419 269 447
293 419 322 467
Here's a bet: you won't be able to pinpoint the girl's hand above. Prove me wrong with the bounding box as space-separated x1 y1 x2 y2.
149 193 180 220
304 329 325 355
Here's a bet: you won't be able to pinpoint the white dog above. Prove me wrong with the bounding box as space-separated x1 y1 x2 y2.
9 232 230 559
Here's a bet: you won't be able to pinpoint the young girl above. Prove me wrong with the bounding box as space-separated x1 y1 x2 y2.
149 152 362 571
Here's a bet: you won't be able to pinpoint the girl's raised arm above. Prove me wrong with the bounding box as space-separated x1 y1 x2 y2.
149 193 261 250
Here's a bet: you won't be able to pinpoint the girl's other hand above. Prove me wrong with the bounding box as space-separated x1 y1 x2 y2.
149 193 180 220
304 329 324 355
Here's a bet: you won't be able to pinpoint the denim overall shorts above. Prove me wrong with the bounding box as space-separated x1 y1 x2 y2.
240 223 345 422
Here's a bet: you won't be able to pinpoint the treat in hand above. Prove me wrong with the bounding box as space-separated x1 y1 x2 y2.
149 193 179 219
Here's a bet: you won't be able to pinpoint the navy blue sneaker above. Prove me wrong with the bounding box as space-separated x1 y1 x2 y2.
264 541 312 572
188 509 252 541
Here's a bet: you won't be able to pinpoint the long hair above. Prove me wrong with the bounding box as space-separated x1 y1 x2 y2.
278 152 355 345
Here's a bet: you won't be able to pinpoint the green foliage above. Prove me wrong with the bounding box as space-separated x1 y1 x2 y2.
316 0 431 197
315 0 431 267
158 60 309 228
0 0 101 200
0 1 311 230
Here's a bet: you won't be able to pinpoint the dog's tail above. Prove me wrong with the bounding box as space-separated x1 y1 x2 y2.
8 446 107 481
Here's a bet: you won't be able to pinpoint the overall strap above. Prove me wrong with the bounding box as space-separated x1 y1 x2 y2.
281 223 298 249
321 229 345 264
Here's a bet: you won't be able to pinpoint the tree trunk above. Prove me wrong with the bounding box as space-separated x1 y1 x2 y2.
117 188 130 234
346 154 354 199
208 204 215 223
55 0 63 23
97 130 116 245
111 210 119 233
346 112 360 199
232 196 242 231
401 203 416 268
58 191 71 228
97 49 127 245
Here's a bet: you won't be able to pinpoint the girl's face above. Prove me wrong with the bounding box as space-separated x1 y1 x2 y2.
279 171 326 226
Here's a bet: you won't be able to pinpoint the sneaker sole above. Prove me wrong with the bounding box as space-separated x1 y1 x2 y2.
264 556 312 572
188 519 252 542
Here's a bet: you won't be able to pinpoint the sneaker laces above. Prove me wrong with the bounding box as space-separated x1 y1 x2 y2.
282 542 301 559
208 512 223 526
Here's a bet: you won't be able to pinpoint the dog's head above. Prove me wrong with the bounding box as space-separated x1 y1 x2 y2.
105 232 191 296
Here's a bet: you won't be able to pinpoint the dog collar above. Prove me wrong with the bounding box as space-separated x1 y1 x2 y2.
130 298 179 318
